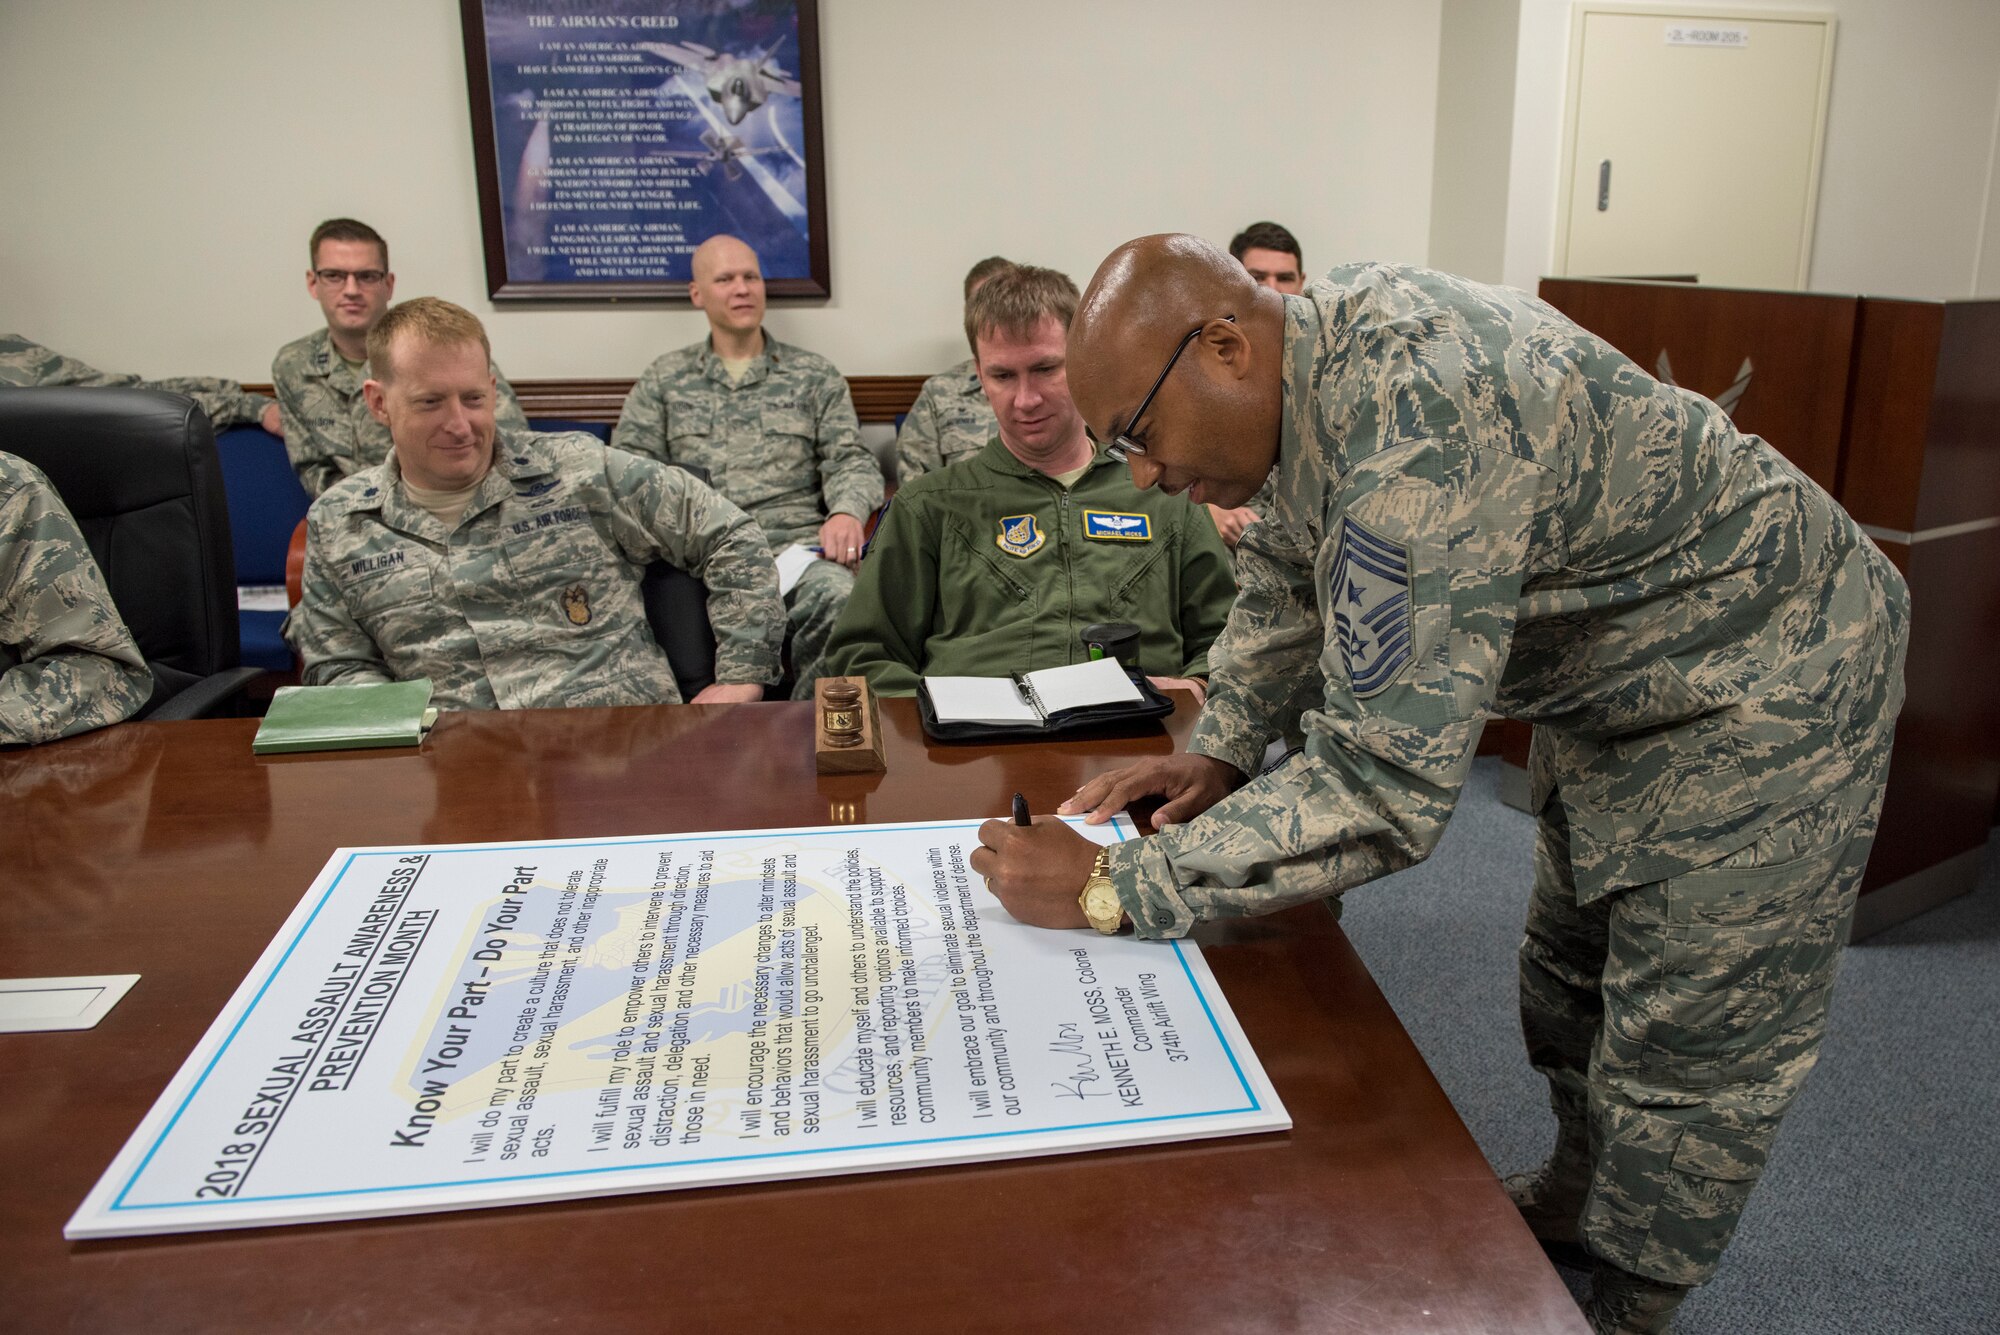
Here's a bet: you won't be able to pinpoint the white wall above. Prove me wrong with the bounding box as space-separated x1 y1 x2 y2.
1501 0 2000 300
0 0 1442 384
1429 0 1521 283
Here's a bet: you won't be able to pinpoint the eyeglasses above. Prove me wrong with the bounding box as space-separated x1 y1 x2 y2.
1105 316 1234 463
313 268 388 288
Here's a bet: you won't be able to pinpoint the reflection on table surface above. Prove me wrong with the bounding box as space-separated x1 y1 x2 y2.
0 696 1587 1335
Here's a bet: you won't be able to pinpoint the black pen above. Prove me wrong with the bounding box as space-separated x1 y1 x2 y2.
1012 792 1031 826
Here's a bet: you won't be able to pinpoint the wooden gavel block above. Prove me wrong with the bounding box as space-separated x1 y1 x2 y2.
814 675 887 774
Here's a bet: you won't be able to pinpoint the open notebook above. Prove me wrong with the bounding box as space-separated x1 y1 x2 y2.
921 657 1147 729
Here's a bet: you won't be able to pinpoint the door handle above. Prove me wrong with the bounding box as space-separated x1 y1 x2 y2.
1597 159 1612 211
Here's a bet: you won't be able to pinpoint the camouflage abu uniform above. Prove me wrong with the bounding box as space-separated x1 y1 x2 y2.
894 357 996 482
1105 264 1908 1290
286 430 783 710
272 327 531 498
0 451 152 744
611 334 882 697
1 333 272 433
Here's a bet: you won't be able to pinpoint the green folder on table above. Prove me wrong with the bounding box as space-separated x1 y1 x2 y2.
252 680 439 755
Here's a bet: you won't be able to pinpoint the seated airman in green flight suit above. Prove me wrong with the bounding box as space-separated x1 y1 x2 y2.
827 264 1235 700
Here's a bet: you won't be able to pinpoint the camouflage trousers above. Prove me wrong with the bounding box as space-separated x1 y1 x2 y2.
1519 778 1886 1286
784 557 854 700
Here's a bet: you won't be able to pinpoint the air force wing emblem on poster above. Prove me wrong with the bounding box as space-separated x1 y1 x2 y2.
1330 516 1413 698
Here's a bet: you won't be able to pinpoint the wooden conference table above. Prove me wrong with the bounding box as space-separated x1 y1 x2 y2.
0 697 1585 1334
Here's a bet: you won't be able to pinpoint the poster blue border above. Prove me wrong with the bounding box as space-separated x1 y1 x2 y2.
109 818 1266 1213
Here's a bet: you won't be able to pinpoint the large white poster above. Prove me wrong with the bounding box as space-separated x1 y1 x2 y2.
69 819 1287 1237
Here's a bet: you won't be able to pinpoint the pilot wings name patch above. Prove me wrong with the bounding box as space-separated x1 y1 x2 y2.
1083 510 1152 541
1330 516 1414 698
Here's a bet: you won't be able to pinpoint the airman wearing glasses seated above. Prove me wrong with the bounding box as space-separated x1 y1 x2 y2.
825 265 1234 700
272 218 530 497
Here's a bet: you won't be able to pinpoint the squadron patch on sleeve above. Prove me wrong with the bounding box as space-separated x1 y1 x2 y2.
1083 510 1152 541
1330 515 1413 697
995 514 1045 557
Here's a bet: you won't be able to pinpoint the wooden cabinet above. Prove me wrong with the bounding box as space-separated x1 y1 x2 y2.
1538 278 2000 936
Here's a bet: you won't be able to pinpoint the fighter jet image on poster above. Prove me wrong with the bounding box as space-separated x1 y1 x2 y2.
635 39 803 126
663 127 790 182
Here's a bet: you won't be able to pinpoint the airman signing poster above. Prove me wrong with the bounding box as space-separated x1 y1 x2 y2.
68 820 1286 1237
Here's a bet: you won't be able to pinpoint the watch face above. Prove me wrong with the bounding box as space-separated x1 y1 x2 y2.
1084 881 1121 928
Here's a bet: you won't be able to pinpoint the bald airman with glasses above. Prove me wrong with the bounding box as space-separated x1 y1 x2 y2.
973 233 1908 1334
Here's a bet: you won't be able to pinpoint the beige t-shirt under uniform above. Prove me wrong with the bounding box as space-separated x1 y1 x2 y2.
401 477 484 530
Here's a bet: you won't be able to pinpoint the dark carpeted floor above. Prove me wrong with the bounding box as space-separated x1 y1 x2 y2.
1338 758 2000 1334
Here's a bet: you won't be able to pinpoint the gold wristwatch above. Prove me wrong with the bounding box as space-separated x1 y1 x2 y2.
1078 848 1123 934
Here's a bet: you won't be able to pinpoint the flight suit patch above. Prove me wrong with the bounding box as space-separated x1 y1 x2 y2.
996 514 1045 557
1083 510 1152 541
1330 515 1413 697
562 584 592 625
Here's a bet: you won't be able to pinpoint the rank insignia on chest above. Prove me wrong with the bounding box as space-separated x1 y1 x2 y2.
1330 516 1413 698
1083 510 1152 541
561 584 592 626
995 514 1046 557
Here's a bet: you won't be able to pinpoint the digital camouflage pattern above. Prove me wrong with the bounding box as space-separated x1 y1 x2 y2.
610 333 881 545
0 451 152 745
894 358 996 482
286 430 783 710
611 334 882 695
1 333 273 432
272 327 530 498
1519 779 1884 1286
1102 262 1908 1286
827 438 1235 695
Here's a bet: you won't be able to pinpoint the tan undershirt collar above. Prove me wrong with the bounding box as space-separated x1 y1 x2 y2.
401 476 484 530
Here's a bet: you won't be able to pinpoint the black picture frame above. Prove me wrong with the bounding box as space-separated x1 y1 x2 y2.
459 0 830 302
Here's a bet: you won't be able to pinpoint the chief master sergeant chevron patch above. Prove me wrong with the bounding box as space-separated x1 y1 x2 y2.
1330 515 1413 698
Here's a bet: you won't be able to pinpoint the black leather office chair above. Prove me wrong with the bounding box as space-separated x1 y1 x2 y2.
0 387 260 719
642 562 718 698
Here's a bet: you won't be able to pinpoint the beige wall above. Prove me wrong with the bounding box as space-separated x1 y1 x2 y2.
0 0 1442 384
1501 0 2000 300
1429 0 1521 283
1975 80 2000 298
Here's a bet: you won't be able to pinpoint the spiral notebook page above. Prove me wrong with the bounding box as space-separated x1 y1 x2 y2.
1021 657 1143 713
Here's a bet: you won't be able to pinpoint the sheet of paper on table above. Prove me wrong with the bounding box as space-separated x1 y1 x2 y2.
0 975 141 1033
68 819 1288 1238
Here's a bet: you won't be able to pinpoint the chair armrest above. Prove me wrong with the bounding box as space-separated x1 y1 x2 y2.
147 666 264 722
285 516 309 608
